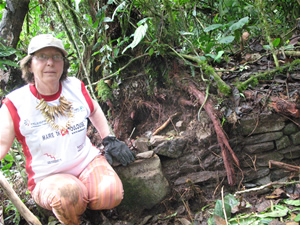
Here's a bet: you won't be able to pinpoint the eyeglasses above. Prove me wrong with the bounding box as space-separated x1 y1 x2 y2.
33 54 64 62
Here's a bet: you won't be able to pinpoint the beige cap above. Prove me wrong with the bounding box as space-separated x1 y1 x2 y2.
28 34 68 56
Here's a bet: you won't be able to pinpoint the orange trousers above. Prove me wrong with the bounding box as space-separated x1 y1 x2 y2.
31 155 124 225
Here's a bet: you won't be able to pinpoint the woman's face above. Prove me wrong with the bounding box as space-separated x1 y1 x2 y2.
30 47 64 86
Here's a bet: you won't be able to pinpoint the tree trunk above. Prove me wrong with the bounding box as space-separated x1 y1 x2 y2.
0 0 30 48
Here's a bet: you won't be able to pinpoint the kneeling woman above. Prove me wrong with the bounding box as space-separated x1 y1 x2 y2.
0 34 135 225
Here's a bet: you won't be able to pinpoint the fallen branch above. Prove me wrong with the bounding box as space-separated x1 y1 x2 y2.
244 90 300 119
174 76 240 186
285 51 300 57
168 47 232 96
270 98 299 118
237 59 300 91
0 172 42 225
234 180 300 196
269 160 300 172
153 112 180 135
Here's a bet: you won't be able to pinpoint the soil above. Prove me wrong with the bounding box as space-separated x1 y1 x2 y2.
1 34 300 224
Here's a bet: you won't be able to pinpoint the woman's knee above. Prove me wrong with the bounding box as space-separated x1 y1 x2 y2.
51 181 87 208
88 175 124 210
33 174 88 213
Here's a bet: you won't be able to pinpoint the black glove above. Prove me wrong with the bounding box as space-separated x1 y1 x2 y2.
102 135 135 166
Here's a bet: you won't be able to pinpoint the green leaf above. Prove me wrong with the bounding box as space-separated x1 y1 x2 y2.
179 31 194 36
93 18 100 28
224 194 239 208
83 14 92 25
149 48 154 56
122 23 148 54
192 9 196 17
214 51 224 62
103 17 112 22
204 24 223 32
74 0 82 12
137 18 149 26
1 162 13 170
272 38 281 47
229 17 249 31
4 154 14 162
218 36 235 44
0 46 17 57
0 59 19 68
295 213 300 222
111 1 126 21
257 208 288 218
229 217 258 225
214 199 231 219
285 199 300 206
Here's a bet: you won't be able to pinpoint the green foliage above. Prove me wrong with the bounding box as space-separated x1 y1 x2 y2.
4 200 21 225
122 18 149 54
0 42 20 70
96 79 114 102
207 193 300 225
11 0 298 97
1 140 28 224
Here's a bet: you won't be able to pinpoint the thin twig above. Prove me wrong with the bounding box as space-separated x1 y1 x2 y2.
92 53 151 86
152 112 180 135
234 181 300 196
221 186 228 225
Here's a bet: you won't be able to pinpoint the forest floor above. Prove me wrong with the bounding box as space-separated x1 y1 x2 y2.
1 34 300 224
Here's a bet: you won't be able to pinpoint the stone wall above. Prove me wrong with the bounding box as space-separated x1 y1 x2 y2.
233 113 300 186
157 112 300 194
117 112 300 211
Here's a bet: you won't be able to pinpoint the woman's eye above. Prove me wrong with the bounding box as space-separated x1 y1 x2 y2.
39 54 48 60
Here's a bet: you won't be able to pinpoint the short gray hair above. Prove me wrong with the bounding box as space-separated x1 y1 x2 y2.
20 55 70 84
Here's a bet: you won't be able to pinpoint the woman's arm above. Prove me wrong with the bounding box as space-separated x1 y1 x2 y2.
88 99 135 166
88 99 111 139
0 104 15 160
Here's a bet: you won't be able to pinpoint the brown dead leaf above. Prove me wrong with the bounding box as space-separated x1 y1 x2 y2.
285 222 299 225
266 188 286 199
213 215 226 225
256 200 271 213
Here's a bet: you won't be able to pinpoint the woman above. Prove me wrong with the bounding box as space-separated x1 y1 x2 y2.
0 34 135 224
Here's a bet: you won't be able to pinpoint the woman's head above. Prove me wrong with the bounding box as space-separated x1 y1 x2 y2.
20 34 70 84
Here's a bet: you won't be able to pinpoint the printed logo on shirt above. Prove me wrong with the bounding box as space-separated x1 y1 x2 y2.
73 106 85 113
24 119 30 127
26 119 47 128
43 153 62 164
69 122 85 134
77 143 85 152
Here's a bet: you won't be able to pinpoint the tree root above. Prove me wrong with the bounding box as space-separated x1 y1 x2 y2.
174 76 240 186
153 112 180 135
269 160 300 172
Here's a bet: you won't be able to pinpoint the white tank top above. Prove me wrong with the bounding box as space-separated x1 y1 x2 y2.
3 77 100 191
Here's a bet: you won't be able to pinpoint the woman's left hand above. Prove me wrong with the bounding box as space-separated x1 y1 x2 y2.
102 136 135 166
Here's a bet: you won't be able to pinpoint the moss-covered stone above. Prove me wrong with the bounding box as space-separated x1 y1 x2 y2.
283 122 299 135
290 131 300 145
115 154 170 212
275 135 291 150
